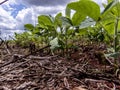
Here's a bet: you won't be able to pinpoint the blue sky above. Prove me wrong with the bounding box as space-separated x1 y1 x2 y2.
10 4 26 18
0 0 107 39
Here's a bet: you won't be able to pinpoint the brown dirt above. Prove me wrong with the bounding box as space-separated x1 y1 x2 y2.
0 42 120 90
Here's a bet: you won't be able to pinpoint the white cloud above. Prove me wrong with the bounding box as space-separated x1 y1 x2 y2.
0 7 16 29
0 0 75 30
15 5 65 29
19 0 75 7
15 8 35 29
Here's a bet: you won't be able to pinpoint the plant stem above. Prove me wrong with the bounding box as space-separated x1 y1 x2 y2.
114 18 119 53
114 17 119 64
65 27 68 58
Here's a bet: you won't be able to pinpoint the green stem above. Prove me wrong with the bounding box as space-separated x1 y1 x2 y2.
65 28 68 57
114 17 119 64
99 22 112 41
114 18 119 53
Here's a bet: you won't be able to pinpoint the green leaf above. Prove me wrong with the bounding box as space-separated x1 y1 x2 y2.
102 0 120 17
54 13 62 27
77 28 88 36
100 11 115 35
38 15 53 26
79 18 96 29
67 0 100 21
60 16 73 26
104 22 114 35
65 7 71 18
72 12 86 26
24 24 34 31
102 0 118 14
50 37 60 50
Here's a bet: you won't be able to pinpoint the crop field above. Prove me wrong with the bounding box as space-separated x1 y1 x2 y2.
0 0 120 89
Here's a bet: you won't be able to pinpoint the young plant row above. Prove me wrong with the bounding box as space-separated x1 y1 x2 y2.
15 0 120 62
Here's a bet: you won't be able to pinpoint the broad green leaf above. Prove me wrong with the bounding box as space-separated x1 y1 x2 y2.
100 13 115 35
65 7 71 18
104 22 114 35
72 12 86 26
102 0 117 14
102 0 120 17
67 0 100 21
115 2 120 16
60 16 73 26
100 11 115 23
79 18 96 29
50 37 60 50
32 27 41 35
54 13 62 27
38 15 53 26
36 23 48 29
24 24 34 31
77 29 88 36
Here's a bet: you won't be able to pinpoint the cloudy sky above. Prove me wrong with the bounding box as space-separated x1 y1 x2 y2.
0 0 106 39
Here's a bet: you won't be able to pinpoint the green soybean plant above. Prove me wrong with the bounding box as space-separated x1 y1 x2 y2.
14 32 35 47
67 0 105 46
24 15 59 47
100 0 120 65
67 0 115 44
67 0 120 67
54 0 101 56
24 14 65 54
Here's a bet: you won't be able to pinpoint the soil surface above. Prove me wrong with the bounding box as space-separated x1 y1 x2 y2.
0 42 120 90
